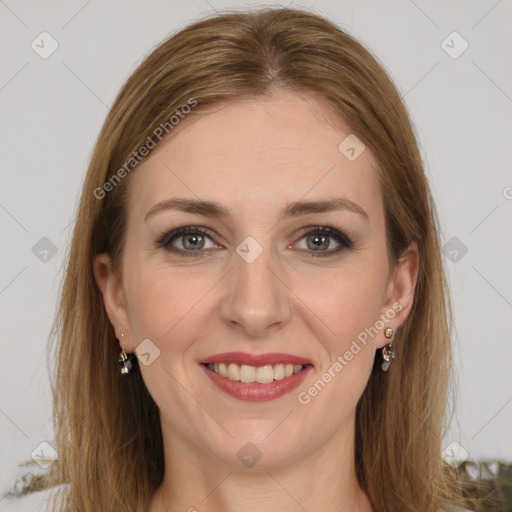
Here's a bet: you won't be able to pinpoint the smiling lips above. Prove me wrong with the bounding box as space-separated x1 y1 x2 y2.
201 352 313 402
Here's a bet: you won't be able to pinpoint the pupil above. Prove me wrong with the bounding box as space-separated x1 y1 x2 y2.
184 234 203 250
309 234 328 251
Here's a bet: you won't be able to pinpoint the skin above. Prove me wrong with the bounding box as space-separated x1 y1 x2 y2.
94 89 418 512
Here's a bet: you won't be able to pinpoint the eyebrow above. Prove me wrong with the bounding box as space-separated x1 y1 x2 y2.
144 197 369 222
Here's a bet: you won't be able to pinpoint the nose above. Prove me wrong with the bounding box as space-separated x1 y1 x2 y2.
219 241 293 338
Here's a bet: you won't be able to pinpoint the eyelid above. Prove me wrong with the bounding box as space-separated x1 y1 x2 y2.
291 225 353 256
155 225 222 253
294 225 352 244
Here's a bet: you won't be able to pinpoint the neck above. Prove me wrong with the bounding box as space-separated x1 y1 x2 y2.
150 417 373 512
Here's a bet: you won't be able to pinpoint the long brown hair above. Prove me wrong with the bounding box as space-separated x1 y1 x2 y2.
50 7 466 511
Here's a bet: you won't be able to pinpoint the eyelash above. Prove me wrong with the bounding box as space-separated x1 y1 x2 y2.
155 225 354 258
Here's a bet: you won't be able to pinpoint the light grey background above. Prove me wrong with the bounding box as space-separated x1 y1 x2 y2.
1 0 511 496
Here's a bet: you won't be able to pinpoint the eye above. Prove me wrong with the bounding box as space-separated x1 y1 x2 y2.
156 224 353 258
156 226 220 256
294 226 353 257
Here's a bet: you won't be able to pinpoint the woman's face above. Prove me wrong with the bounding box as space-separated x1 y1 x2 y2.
95 90 417 469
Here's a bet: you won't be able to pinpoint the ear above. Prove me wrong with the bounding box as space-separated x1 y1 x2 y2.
376 242 419 348
93 253 133 351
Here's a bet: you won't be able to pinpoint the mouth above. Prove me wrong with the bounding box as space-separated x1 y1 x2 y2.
200 352 313 402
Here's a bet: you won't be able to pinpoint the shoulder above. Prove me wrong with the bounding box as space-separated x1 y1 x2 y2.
0 484 68 512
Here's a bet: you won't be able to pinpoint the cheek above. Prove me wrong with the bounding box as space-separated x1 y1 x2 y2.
291 262 388 389
293 273 382 423
296 264 387 340
122 252 210 346
130 278 204 342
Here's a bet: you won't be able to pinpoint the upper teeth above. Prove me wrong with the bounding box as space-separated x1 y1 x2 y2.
207 362 304 383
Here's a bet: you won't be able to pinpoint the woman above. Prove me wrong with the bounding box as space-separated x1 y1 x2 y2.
44 6 472 512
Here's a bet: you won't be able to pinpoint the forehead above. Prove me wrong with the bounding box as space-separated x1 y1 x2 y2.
126 91 383 224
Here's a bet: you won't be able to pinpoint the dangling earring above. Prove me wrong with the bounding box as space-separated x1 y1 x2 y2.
381 327 395 371
118 333 132 375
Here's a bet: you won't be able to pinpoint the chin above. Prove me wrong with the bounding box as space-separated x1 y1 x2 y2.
205 426 309 470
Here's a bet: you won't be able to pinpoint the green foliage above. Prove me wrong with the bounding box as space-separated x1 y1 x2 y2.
457 460 512 511
3 460 60 498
